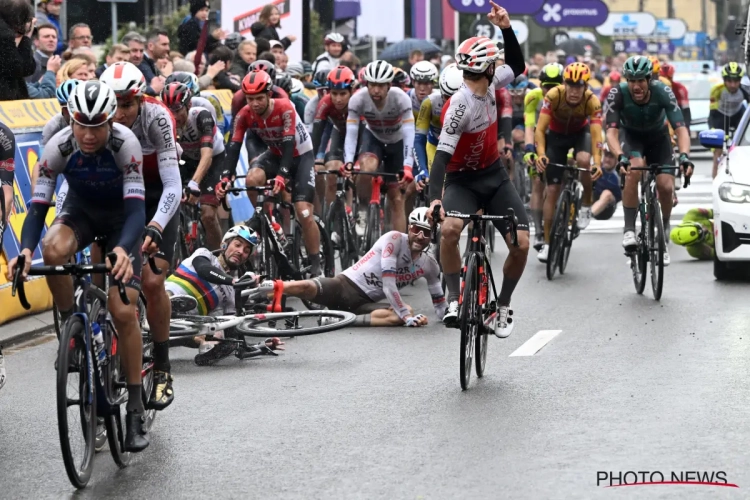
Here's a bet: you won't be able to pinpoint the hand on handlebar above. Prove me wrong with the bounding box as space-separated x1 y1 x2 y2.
141 223 163 255
398 166 414 187
183 181 201 205
414 171 428 192
340 162 354 179
108 247 134 283
272 175 288 195
590 163 603 182
6 249 32 281
523 151 538 166
215 170 235 200
428 200 445 225
617 154 631 175
534 154 549 173
679 153 693 187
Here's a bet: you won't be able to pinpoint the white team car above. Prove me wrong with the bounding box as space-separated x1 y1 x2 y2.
699 116 750 279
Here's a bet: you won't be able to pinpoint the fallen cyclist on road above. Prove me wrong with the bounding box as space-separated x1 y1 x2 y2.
265 208 447 327
165 224 285 365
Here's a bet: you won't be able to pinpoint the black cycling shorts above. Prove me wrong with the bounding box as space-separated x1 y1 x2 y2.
621 127 674 175
141 193 179 267
442 160 530 235
54 190 142 290
708 108 744 134
312 275 388 314
0 121 15 187
251 150 316 203
245 131 268 161
324 127 345 163
180 152 224 206
544 129 591 185
359 128 403 177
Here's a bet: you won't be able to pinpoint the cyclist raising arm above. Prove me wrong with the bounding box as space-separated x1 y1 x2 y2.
429 1 528 337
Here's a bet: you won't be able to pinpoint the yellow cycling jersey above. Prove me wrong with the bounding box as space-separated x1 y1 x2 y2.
524 87 544 128
415 91 446 146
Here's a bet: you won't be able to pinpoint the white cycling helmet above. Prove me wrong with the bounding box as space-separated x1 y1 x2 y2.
364 60 395 84
290 78 305 95
410 60 439 82
100 61 147 98
222 225 259 248
455 36 502 73
408 207 431 230
67 81 118 126
439 64 463 97
324 33 345 44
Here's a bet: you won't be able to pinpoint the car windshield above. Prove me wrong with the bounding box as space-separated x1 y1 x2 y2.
680 79 712 100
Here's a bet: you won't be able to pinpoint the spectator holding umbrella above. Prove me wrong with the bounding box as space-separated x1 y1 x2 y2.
250 4 296 50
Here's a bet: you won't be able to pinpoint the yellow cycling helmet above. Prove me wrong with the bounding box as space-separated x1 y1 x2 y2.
563 62 591 84
648 56 661 75
670 222 706 246
722 62 744 79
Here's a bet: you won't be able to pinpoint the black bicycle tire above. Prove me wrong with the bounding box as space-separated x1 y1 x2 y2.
235 310 357 337
263 227 278 279
632 210 648 295
316 217 336 277
559 191 578 275
475 255 489 378
140 328 156 433
547 192 568 280
333 200 359 270
460 253 479 390
365 204 380 250
57 316 96 489
53 303 62 340
650 199 666 300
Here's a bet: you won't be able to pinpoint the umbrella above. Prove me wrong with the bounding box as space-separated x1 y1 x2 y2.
379 38 442 61
557 39 602 57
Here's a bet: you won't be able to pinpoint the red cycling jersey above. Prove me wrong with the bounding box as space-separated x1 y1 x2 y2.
230 98 312 157
495 87 513 119
314 93 348 132
671 80 690 108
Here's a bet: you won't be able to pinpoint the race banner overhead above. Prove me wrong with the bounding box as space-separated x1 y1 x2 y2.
533 0 609 28
448 0 545 16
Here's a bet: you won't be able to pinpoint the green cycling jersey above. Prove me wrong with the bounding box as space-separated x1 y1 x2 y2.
604 80 685 134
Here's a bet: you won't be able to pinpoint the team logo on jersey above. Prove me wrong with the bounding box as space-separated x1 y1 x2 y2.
593 109 603 120
383 242 394 258
0 158 14 172
110 136 124 152
542 99 551 110
124 156 142 175
58 140 73 157
281 110 293 133
38 161 53 178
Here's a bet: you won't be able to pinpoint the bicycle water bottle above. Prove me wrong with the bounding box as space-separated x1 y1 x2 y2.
271 217 287 246
92 322 107 365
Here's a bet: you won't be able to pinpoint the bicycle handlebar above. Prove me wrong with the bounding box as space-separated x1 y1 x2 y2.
445 209 520 247
544 163 591 172
145 254 163 275
12 252 130 310
618 162 688 189
220 180 286 211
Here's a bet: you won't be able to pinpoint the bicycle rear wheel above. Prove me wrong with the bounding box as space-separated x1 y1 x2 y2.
547 192 568 280
235 310 356 337
475 256 489 378
57 316 96 489
460 253 480 390
649 199 666 300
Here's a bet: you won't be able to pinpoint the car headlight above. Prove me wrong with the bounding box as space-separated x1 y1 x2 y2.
718 182 750 203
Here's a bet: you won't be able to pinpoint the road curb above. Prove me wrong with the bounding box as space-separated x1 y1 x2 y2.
0 312 56 348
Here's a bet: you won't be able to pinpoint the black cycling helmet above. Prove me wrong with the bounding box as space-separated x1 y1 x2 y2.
275 72 293 94
313 69 329 88
249 60 277 81
225 32 243 50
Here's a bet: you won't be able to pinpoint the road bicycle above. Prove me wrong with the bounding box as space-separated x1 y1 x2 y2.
317 170 361 270
175 196 205 270
164 277 356 360
544 163 588 281
355 171 401 251
11 253 159 488
623 163 686 300
433 206 520 390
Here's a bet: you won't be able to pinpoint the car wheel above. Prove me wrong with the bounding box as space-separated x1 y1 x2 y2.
713 253 732 281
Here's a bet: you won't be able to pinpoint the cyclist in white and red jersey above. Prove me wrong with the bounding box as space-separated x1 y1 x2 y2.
100 61 181 410
659 63 691 132
270 208 446 326
221 70 324 276
161 82 225 251
342 59 416 233
428 2 528 337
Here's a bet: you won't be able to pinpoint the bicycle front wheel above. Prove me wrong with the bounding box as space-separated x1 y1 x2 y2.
57 316 96 489
560 193 579 275
547 192 568 280
649 199 666 300
235 310 356 337
460 253 480 390
365 204 381 250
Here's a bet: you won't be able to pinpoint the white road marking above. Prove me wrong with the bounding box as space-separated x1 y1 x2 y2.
509 330 562 357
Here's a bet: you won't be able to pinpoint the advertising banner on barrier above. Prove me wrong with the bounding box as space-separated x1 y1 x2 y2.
534 0 609 28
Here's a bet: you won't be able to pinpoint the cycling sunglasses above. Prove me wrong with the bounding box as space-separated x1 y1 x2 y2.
563 79 586 86
409 225 431 239
72 112 109 127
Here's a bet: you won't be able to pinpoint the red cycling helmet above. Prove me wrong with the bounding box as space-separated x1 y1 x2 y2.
659 63 675 79
357 67 367 85
242 70 273 95
609 71 621 83
160 82 191 111
327 66 355 90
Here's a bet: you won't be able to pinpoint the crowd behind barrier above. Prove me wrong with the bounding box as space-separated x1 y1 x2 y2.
0 89 257 326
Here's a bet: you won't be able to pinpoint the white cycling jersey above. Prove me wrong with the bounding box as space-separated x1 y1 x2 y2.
42 113 68 146
407 88 424 118
343 231 445 320
304 94 319 129
178 106 225 161
344 86 415 167
165 248 237 316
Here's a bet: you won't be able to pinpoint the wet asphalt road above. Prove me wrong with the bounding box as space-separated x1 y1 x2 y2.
2 157 750 499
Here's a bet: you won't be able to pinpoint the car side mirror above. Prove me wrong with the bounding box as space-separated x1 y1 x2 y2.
699 129 725 149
